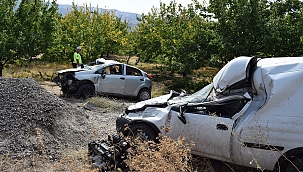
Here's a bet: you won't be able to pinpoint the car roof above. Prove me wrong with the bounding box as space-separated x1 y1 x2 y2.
102 61 145 72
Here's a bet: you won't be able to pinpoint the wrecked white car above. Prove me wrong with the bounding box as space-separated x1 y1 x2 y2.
114 56 303 171
53 60 152 101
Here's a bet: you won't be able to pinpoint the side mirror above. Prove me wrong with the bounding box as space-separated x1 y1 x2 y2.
178 105 187 124
180 89 187 97
101 70 106 78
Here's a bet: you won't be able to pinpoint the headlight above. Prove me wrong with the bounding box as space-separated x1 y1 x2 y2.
67 80 73 85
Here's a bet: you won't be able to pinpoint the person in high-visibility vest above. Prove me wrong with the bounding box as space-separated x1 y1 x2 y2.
72 46 83 68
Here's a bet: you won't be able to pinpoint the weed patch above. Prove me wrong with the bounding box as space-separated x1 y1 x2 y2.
88 96 130 111
125 136 194 172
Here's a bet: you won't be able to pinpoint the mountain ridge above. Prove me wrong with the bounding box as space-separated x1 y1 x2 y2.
58 4 141 27
16 0 140 27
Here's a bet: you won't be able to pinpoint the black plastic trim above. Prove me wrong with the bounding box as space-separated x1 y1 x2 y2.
243 142 284 151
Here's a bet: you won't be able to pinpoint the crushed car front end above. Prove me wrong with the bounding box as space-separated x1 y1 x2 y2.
116 82 214 136
53 69 80 96
52 67 97 97
115 90 185 135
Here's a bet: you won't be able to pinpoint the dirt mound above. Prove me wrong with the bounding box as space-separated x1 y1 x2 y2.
0 77 95 160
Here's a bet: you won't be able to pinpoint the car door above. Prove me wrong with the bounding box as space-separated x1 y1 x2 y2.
123 65 145 96
97 64 125 95
167 110 234 161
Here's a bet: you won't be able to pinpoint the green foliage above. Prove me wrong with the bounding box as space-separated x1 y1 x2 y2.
266 0 303 57
1 0 303 88
14 0 61 61
136 0 217 77
167 77 210 94
208 0 269 65
0 0 61 76
0 0 18 76
60 3 129 63
39 1 64 62
208 0 303 66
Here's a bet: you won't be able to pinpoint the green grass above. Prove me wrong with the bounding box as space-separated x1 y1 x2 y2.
88 96 130 111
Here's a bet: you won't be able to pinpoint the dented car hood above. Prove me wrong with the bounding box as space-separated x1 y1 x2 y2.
213 56 255 93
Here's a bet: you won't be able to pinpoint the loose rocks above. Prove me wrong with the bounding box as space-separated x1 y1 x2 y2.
0 77 107 160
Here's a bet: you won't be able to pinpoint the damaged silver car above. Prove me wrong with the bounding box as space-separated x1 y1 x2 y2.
112 56 303 171
53 61 152 101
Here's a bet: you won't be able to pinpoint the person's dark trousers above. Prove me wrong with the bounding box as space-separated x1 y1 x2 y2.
72 62 77 68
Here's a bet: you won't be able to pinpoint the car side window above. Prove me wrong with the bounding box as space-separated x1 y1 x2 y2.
104 65 123 75
126 66 142 76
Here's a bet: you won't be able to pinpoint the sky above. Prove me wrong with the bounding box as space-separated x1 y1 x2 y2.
56 0 194 14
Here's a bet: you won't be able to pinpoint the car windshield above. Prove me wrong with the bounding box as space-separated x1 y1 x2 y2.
168 83 213 104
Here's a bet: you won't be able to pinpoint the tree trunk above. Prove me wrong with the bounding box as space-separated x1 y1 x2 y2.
0 64 3 77
135 55 140 65
126 55 131 64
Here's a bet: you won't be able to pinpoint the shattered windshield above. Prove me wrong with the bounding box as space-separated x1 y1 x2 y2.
168 83 213 105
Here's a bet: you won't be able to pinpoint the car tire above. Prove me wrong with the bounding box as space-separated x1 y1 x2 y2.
137 88 151 102
76 84 94 99
284 157 303 172
128 123 158 142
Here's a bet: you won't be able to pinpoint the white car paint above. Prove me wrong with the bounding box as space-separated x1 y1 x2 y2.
119 56 303 171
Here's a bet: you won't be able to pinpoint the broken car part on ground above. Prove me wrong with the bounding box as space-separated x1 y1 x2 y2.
88 56 303 172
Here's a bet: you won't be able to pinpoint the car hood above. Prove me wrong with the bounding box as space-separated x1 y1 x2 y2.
57 68 88 74
127 91 176 111
213 56 256 93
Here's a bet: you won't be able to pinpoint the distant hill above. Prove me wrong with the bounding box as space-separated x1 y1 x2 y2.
16 0 141 27
58 4 141 27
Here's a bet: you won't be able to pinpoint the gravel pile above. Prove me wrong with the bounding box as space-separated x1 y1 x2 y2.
0 77 116 161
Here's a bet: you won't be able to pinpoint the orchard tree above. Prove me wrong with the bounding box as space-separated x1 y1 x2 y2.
208 0 271 65
38 0 63 62
14 0 61 62
120 28 140 64
61 3 129 63
136 0 216 77
57 3 87 62
0 0 61 76
266 0 303 57
208 0 303 65
0 0 17 76
101 12 129 58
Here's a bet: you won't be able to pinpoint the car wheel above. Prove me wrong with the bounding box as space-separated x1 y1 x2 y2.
137 88 151 102
76 84 94 99
128 123 158 142
285 157 303 172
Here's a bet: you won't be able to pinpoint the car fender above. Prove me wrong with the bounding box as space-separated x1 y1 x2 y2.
74 74 99 84
124 106 172 135
128 120 162 137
